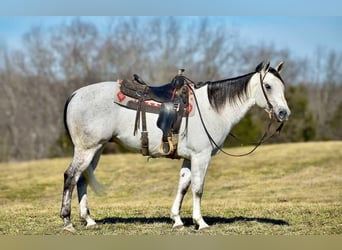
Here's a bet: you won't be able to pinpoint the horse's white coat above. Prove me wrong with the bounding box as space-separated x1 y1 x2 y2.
60 62 290 230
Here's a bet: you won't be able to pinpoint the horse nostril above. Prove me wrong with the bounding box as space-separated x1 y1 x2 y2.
278 109 287 120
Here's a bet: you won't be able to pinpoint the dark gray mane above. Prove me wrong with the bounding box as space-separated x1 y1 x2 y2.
207 72 255 111
269 67 285 84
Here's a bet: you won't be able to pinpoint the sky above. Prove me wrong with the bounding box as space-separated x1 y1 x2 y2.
0 16 341 60
1 0 342 15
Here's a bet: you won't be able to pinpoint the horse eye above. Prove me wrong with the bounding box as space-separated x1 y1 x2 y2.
265 83 271 90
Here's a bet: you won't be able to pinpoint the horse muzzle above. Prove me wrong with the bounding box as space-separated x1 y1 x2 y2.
274 107 291 122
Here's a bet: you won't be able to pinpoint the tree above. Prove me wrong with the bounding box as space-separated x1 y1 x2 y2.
0 17 340 162
280 84 316 142
227 109 263 147
327 100 342 140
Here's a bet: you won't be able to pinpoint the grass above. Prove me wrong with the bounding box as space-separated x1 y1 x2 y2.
0 141 341 235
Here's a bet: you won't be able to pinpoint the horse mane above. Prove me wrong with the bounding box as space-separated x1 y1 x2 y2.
269 67 285 84
207 72 255 111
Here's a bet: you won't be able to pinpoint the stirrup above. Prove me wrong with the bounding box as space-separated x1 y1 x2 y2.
159 137 174 155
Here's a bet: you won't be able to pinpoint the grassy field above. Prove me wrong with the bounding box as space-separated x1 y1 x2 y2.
0 141 341 235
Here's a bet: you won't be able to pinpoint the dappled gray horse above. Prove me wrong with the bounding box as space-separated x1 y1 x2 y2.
60 61 290 231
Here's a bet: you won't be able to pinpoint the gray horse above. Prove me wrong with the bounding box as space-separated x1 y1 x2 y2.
60 61 290 231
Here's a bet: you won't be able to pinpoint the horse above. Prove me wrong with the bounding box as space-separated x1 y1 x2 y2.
60 61 291 232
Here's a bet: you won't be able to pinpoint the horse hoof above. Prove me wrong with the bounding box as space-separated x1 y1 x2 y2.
63 223 76 233
86 221 97 228
198 224 210 231
172 223 184 230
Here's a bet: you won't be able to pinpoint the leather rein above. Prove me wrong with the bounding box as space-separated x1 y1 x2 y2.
183 72 284 157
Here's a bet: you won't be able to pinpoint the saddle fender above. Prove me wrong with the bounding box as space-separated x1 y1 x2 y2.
157 102 177 141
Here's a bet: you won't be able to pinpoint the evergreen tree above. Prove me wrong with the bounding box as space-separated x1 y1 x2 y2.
280 84 316 142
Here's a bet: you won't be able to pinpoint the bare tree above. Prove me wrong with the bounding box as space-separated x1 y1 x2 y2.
1 16 340 162
50 18 99 81
22 26 56 80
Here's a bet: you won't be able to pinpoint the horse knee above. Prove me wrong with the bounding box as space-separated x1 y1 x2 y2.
191 183 203 197
190 170 206 196
180 167 191 179
179 174 191 195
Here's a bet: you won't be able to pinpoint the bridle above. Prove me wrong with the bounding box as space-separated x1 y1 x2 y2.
183 71 284 157
259 71 274 120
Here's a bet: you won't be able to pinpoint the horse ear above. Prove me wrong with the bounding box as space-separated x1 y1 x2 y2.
275 61 285 73
255 61 270 73
255 61 264 72
256 60 270 79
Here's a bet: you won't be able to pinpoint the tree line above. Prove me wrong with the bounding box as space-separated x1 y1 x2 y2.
0 17 341 161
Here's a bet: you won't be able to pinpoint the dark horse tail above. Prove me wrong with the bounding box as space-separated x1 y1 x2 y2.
63 93 76 140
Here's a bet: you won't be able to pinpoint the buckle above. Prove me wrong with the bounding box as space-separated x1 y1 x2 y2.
173 103 180 112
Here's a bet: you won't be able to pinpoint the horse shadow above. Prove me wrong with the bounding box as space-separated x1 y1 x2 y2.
96 216 290 227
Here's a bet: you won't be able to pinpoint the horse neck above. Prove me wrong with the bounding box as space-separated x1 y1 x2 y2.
206 73 259 136
190 79 256 150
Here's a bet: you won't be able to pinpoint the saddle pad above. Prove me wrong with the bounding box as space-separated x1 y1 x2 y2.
115 86 196 116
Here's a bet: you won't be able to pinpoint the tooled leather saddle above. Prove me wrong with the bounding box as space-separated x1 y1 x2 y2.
115 72 191 158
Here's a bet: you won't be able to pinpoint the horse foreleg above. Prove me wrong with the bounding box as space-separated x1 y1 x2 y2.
170 159 191 229
191 155 210 230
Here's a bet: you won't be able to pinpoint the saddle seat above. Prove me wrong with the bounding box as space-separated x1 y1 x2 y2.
119 77 175 103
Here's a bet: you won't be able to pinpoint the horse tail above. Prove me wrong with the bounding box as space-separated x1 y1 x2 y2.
63 92 76 140
82 166 106 195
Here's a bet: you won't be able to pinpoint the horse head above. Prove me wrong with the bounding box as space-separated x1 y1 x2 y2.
253 61 291 122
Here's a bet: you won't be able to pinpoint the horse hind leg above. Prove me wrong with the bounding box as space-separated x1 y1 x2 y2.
170 159 191 229
60 145 102 232
77 147 104 228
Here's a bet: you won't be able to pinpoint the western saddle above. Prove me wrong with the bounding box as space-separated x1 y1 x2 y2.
117 69 190 159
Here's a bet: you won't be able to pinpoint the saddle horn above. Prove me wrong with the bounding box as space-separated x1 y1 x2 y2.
133 74 146 85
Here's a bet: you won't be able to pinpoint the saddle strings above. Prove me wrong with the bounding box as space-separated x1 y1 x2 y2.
183 75 284 157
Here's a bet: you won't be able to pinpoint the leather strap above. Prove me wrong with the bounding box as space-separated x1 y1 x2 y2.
184 74 283 157
259 72 274 118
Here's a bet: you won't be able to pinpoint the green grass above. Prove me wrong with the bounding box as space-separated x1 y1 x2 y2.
0 141 341 235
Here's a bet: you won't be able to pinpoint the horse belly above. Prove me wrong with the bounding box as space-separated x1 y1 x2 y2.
113 110 162 154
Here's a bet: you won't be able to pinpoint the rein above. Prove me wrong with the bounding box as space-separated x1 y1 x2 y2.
184 74 284 157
